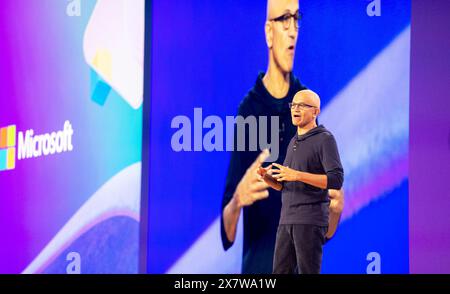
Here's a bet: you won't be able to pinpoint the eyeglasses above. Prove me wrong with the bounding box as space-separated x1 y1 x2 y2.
270 11 303 30
289 102 316 110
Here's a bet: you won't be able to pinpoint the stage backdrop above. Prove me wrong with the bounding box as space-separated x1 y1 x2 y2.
0 0 145 273
147 0 410 273
409 0 450 274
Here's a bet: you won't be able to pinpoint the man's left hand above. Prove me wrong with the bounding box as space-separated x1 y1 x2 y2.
271 163 300 182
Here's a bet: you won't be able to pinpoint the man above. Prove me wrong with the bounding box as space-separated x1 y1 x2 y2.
267 89 344 274
220 0 343 274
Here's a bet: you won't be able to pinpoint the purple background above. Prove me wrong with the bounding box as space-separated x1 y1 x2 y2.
410 0 450 273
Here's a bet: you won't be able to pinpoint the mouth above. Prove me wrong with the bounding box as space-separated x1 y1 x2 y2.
293 114 301 119
287 45 295 53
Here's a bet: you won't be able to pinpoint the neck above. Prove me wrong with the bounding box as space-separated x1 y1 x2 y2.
297 121 317 135
263 58 290 99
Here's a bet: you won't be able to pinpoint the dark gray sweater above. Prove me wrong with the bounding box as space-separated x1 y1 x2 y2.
280 125 344 226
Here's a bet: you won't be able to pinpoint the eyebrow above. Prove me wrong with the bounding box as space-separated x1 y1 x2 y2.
282 9 299 15
293 101 318 107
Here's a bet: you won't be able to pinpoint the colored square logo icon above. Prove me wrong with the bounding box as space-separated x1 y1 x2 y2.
6 147 15 170
0 127 7 148
0 149 7 170
7 125 16 147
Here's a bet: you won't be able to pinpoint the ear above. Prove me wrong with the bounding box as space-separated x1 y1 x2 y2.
265 21 273 49
314 108 320 117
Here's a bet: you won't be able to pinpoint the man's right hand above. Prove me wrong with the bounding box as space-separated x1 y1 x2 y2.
233 149 271 208
258 165 283 191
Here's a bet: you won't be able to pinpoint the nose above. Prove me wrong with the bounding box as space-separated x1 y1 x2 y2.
288 18 297 39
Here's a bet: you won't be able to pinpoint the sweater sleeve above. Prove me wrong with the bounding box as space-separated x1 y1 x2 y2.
220 146 247 250
320 134 344 190
220 103 253 250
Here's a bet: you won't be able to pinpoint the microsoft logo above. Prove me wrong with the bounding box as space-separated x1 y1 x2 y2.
0 125 16 171
0 121 74 172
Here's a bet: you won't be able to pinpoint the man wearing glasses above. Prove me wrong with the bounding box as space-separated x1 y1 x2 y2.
221 0 343 274
265 89 344 274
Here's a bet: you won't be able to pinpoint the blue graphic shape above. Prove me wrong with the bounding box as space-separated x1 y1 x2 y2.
90 69 111 106
42 216 139 274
